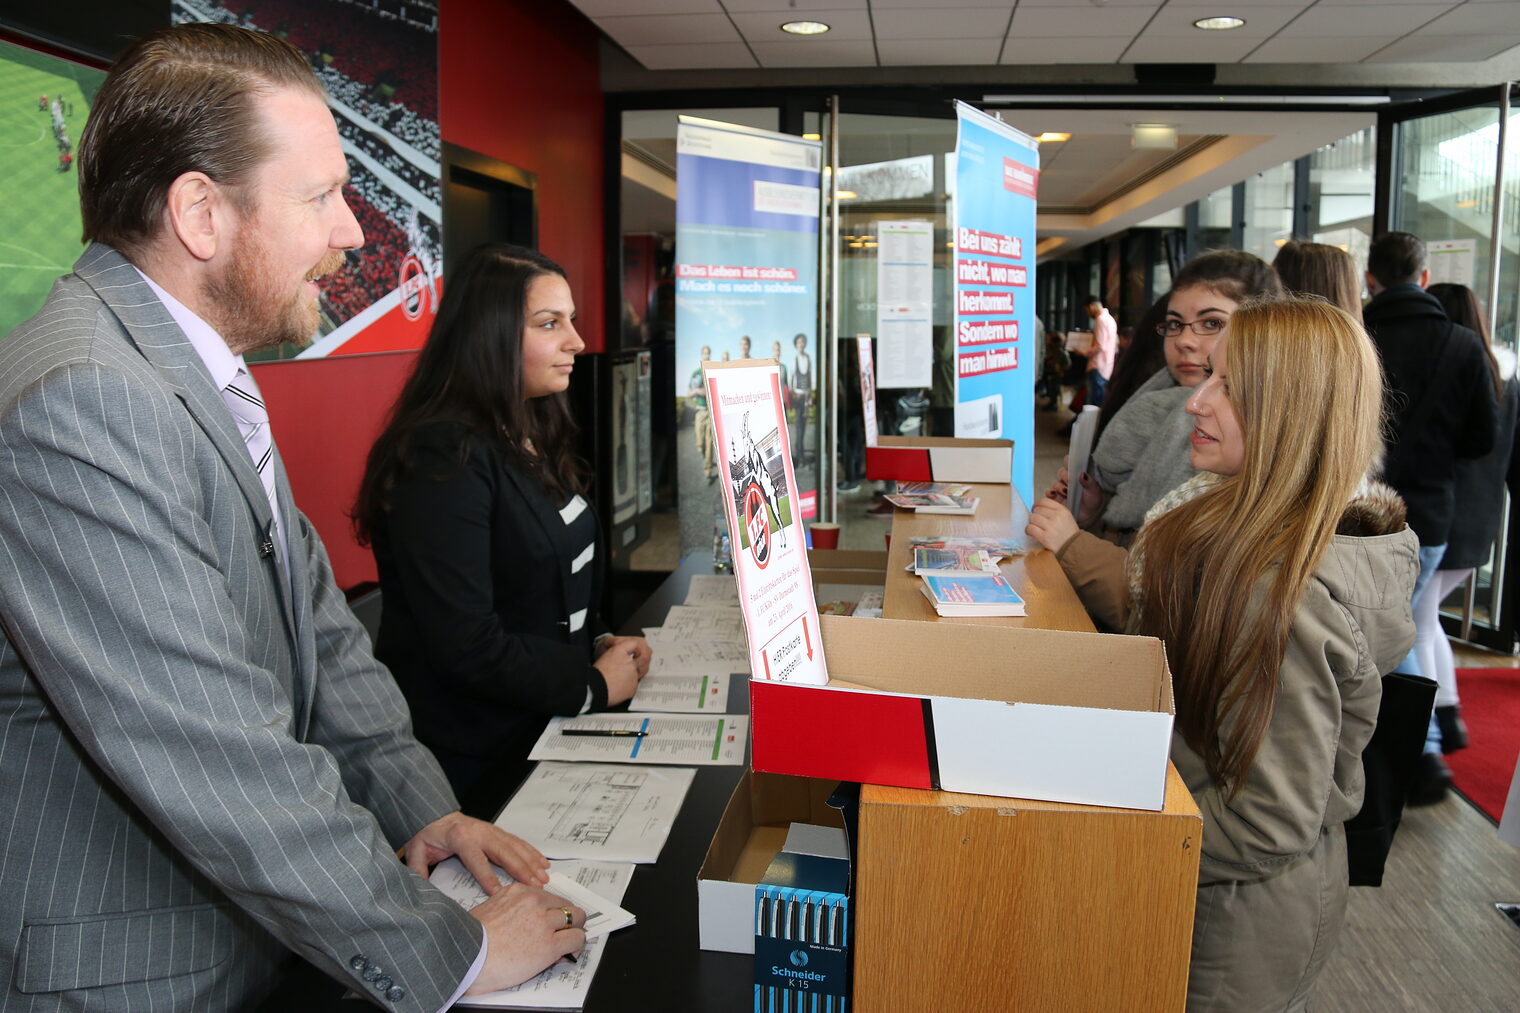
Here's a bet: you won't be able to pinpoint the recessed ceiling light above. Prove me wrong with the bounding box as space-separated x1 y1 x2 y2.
781 20 831 35
1037 132 1071 143
836 190 858 200
1193 15 1245 30
802 132 822 141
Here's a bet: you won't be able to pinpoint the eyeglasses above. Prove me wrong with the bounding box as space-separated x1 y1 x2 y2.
1156 317 1228 338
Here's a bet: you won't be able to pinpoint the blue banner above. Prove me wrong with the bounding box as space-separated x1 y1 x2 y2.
675 118 821 545
952 102 1039 505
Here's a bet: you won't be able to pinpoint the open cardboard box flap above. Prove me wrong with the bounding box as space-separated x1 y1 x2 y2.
698 772 846 953
750 615 1176 810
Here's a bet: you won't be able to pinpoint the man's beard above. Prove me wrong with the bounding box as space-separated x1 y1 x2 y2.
205 228 345 355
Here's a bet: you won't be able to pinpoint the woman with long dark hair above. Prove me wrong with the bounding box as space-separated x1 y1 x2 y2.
1029 298 1417 1010
1410 283 1519 775
355 243 649 805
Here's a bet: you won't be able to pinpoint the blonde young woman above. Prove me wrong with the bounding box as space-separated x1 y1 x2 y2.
1028 299 1418 1012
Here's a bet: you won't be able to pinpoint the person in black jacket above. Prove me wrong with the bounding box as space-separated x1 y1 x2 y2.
355 242 650 809
1362 233 1498 803
1421 283 1520 761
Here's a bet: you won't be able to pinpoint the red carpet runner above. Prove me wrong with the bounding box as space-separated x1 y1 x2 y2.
1446 668 1520 822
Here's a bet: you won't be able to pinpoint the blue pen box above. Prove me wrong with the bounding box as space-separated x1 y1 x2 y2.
754 826 851 1012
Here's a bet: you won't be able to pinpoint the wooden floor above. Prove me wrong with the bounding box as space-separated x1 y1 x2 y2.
1318 780 1520 1011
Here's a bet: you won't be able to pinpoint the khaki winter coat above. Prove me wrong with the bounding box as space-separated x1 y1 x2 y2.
1055 482 1418 1013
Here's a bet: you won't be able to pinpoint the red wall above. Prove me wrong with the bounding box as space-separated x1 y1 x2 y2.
258 0 605 590
440 0 606 354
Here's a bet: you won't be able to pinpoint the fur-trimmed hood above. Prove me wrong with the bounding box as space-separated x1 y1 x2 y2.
1334 479 1408 538
1319 479 1420 678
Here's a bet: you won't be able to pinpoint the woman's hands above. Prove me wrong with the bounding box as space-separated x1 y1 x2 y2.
594 635 651 706
1044 455 1107 528
1026 496 1080 553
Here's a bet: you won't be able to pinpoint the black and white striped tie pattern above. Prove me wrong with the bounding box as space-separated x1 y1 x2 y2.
221 369 281 542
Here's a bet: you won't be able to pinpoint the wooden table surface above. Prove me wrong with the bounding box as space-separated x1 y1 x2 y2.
882 481 1096 632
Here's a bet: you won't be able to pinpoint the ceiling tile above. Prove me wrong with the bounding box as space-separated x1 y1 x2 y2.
623 42 760 69
1277 4 1452 36
870 0 1011 7
999 36 1132 63
748 39 880 66
1009 5 1158 37
569 0 719 14
1015 0 1160 6
729 9 874 42
596 13 743 47
1243 36 1389 61
1121 35 1263 61
873 7 1013 39
1314 0 1453 5
723 0 868 9
1142 6 1303 36
876 37 1005 64
1420 3 1520 34
1365 33 1520 61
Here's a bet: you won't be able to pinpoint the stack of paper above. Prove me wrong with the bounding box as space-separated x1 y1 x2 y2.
910 546 1001 575
918 573 1027 617
883 492 980 515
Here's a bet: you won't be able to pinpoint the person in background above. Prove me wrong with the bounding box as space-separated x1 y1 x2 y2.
1052 251 1281 549
1414 283 1520 780
1095 294 1169 438
356 243 651 811
1274 239 1364 318
1085 294 1118 408
0 25 581 1009
739 334 752 359
1028 298 1417 1012
690 343 716 481
1041 328 1072 412
790 333 814 465
1362 232 1497 803
772 339 789 386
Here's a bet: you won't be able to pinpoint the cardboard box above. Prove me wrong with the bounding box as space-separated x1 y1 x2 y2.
865 435 1012 484
750 615 1175 810
697 772 848 954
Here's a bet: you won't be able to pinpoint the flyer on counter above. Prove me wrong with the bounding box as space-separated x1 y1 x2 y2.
703 361 829 685
528 714 750 766
493 761 695 864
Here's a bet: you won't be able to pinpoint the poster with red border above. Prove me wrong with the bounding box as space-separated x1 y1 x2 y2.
705 360 827 686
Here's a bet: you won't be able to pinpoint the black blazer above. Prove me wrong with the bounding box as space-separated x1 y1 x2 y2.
372 421 609 764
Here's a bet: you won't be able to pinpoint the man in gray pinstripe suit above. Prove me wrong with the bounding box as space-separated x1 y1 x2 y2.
0 24 585 1011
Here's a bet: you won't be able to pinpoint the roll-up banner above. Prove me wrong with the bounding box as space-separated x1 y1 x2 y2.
675 117 821 551
952 101 1038 504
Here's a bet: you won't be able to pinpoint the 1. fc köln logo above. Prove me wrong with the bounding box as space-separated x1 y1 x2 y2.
743 483 770 568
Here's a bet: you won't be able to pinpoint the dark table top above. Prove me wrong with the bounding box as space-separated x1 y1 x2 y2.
265 554 751 1011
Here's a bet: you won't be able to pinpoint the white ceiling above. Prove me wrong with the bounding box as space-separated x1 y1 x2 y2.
571 0 1520 70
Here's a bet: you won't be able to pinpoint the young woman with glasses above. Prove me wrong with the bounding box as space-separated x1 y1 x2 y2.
1048 251 1281 554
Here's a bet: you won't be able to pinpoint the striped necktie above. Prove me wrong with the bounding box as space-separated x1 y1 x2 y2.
221 369 284 561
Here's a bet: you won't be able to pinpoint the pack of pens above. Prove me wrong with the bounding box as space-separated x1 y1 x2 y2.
754 848 850 1012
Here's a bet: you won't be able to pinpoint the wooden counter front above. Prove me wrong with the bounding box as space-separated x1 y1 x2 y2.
854 482 1200 1012
882 482 1093 632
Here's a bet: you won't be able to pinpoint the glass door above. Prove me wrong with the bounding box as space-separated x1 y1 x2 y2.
1386 85 1519 653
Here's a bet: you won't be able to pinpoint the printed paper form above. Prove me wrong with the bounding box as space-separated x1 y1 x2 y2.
493 761 695 864
629 672 728 712
684 573 740 607
641 630 750 676
440 859 636 1010
658 604 748 642
527 714 749 766
429 858 635 939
